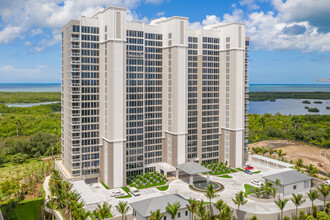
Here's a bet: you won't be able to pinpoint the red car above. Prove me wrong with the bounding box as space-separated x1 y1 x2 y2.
243 165 254 170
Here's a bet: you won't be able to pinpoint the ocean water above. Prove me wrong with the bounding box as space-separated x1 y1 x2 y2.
0 83 61 92
249 99 330 115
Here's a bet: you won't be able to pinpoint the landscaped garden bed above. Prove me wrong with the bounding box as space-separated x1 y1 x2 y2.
202 161 238 175
156 185 169 191
128 170 168 189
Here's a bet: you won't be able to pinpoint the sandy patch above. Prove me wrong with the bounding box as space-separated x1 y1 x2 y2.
248 140 330 174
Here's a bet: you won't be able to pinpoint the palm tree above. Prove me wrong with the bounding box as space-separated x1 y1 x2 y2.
251 147 261 155
317 184 329 210
96 202 112 219
307 190 319 215
295 158 304 167
277 149 286 159
218 206 232 220
196 201 210 220
271 187 277 200
249 215 258 220
15 118 21 136
232 191 247 218
150 209 164 220
116 201 130 220
268 147 276 157
260 146 268 156
291 193 306 218
205 184 218 214
47 196 55 220
80 209 90 220
307 164 318 177
186 198 198 220
166 202 181 220
274 198 288 220
214 199 226 215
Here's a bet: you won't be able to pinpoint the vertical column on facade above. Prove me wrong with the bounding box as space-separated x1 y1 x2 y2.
160 18 188 166
217 23 246 168
98 8 126 188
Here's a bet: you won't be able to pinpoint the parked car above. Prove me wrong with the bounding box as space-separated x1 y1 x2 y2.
244 169 253 175
324 180 330 186
251 180 262 186
243 165 254 170
130 187 140 196
111 191 124 197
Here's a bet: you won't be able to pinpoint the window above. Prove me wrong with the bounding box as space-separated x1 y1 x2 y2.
185 211 188 216
164 216 166 220
293 185 297 190
178 212 181 218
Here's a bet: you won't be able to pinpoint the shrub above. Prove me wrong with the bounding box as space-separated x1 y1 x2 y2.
11 153 29 164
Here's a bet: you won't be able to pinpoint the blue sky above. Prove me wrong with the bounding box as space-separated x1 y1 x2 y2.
0 0 329 84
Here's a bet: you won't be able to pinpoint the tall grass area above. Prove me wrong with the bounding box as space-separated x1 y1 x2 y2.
0 92 61 103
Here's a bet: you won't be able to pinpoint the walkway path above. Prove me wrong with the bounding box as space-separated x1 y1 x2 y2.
43 176 64 220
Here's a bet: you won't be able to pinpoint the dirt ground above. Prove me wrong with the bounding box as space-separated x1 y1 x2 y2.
248 140 330 174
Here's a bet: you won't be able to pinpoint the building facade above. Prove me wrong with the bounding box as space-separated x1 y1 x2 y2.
59 6 249 188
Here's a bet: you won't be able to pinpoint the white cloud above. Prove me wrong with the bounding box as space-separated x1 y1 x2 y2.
239 0 260 10
156 11 165 17
0 25 24 43
0 0 164 50
30 28 43 36
273 0 330 32
202 15 221 26
24 41 32 46
245 10 330 52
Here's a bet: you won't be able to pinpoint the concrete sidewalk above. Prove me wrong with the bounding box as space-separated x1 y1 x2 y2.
43 176 64 220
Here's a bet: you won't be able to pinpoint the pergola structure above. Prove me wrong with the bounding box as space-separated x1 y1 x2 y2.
175 162 211 185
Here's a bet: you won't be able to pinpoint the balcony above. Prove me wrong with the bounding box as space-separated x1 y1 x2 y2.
72 53 80 57
72 68 80 71
71 76 80 80
72 166 81 170
72 158 81 162
71 83 80 87
72 98 80 102
72 151 81 155
71 37 80 41
71 61 80 64
72 121 80 125
71 45 80 49
72 113 80 117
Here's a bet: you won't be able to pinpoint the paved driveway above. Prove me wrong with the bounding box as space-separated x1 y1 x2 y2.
77 162 324 215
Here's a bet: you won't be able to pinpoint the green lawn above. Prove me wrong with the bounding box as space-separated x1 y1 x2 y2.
115 186 132 199
253 171 261 174
237 168 244 172
101 182 110 189
156 185 169 191
244 184 257 197
210 169 238 176
218 175 233 178
129 171 168 189
1 197 45 220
